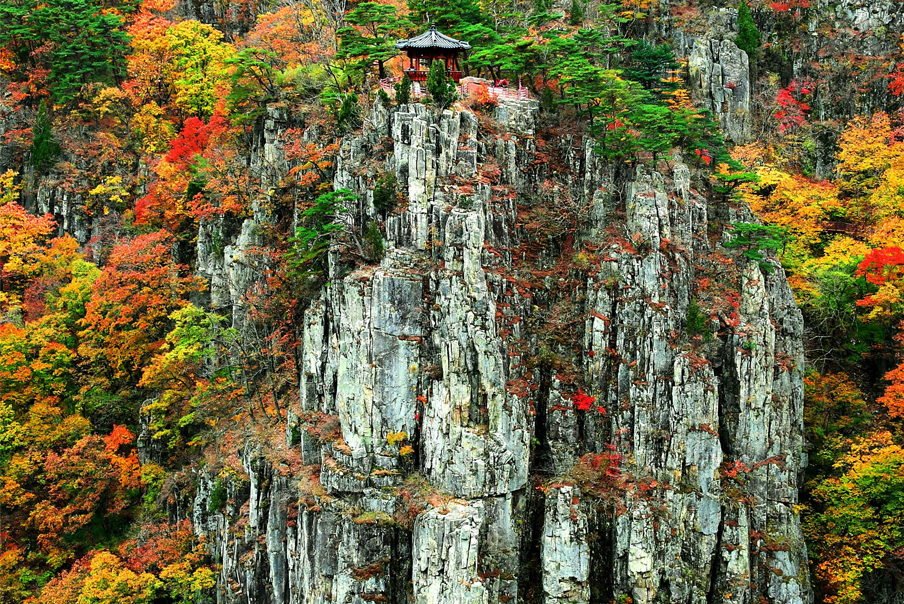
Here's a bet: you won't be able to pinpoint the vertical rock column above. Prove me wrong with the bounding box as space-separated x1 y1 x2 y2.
541 486 590 604
318 256 425 491
683 10 752 144
413 502 488 604
422 206 530 498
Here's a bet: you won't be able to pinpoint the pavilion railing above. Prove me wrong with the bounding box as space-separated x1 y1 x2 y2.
379 76 532 101
458 80 530 101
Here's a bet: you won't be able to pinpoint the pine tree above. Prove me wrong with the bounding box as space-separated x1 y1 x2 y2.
395 74 412 105
735 0 761 61
337 2 413 79
0 0 131 104
624 42 679 93
407 0 487 36
30 101 60 174
337 93 361 133
568 0 584 26
426 60 458 110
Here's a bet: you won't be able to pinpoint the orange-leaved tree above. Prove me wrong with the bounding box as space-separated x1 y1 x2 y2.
854 246 904 321
77 231 203 399
0 170 57 313
29 427 141 567
136 112 251 231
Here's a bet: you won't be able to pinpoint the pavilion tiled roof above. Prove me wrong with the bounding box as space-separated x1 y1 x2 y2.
394 24 471 51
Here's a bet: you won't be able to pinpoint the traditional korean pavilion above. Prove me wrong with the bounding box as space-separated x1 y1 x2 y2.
394 24 471 83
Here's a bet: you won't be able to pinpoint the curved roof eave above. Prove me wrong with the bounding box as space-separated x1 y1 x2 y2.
394 25 472 51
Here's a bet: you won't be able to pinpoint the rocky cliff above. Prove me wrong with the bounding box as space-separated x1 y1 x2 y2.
182 99 811 604
6 0 904 601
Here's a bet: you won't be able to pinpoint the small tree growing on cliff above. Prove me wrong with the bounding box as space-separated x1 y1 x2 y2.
427 60 458 110
723 222 790 273
624 42 679 95
373 173 398 214
735 1 761 61
337 93 362 133
711 160 759 203
286 189 368 283
30 102 60 174
395 74 412 105
287 190 350 280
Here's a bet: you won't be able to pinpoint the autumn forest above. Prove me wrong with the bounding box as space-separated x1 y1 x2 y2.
0 1 903 604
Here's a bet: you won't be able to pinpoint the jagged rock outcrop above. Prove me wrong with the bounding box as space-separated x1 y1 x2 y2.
677 9 752 144
190 99 811 604
688 37 751 144
3 2 902 600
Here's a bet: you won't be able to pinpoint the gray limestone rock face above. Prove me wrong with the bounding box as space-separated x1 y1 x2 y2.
541 487 589 604
826 0 903 33
5 3 901 600
493 100 540 137
688 37 751 144
413 503 488 604
582 164 809 604
190 101 811 604
673 8 751 145
421 208 529 498
223 218 266 328
196 216 231 309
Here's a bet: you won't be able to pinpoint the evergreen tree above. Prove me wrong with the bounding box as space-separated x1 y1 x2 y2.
407 0 488 37
550 55 643 135
629 103 680 162
0 0 131 104
337 2 413 79
624 42 679 93
373 173 398 213
337 93 362 133
30 101 60 174
723 223 789 272
395 75 412 105
568 0 584 26
426 60 458 110
286 189 358 281
469 36 538 83
529 0 561 27
735 0 761 61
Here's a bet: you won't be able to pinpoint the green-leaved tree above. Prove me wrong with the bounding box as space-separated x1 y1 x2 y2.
337 2 413 79
395 74 412 105
426 60 458 110
0 0 131 104
286 189 358 282
568 0 584 26
30 101 60 173
735 1 761 61
723 223 790 272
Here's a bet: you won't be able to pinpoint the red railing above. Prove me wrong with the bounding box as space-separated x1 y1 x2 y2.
459 80 530 101
379 76 532 101
402 69 463 82
380 77 397 95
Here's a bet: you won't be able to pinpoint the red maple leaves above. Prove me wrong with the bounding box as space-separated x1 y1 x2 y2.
856 246 904 286
571 389 604 413
889 64 904 98
135 113 232 229
775 80 813 133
